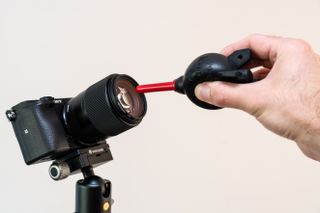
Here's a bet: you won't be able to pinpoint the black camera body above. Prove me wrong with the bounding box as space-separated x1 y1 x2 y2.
6 74 147 212
9 97 105 165
7 74 147 181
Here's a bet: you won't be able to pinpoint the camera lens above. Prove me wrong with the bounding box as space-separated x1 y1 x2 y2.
63 74 147 145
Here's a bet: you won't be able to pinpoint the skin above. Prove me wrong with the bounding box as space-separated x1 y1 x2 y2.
194 34 320 161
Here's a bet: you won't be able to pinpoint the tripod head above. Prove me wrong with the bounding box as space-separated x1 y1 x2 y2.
48 142 112 181
48 142 114 213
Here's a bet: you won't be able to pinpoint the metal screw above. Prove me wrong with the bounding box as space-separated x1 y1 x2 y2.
6 110 16 121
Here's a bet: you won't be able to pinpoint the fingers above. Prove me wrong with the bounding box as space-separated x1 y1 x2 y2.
194 81 265 116
252 67 270 80
221 34 282 65
243 58 273 70
196 34 279 115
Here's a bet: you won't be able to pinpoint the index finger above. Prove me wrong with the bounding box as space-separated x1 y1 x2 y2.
221 34 282 65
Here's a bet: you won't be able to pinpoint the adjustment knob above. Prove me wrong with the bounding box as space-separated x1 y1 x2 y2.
49 161 71 181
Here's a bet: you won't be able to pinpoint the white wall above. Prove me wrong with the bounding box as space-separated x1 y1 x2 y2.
1 0 320 212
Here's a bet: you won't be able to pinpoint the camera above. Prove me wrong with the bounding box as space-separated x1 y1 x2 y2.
6 74 147 180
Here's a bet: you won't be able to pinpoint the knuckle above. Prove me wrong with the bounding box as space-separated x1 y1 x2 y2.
221 45 235 55
294 38 311 47
248 33 264 39
247 33 265 42
248 33 279 42
285 39 312 52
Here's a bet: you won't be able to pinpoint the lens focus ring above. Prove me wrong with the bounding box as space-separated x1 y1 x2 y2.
64 74 147 144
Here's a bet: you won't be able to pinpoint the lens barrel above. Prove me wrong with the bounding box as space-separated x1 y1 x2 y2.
63 74 147 144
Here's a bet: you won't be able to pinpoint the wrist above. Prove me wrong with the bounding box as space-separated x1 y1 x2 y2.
295 116 320 161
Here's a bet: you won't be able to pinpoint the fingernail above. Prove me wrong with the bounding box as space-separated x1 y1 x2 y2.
195 83 211 101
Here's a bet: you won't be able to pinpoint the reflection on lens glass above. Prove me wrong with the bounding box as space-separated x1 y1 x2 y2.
114 77 145 118
117 87 133 113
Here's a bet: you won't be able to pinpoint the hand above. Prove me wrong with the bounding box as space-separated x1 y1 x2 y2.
195 34 320 161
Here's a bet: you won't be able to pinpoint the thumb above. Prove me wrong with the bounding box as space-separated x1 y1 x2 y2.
194 81 263 115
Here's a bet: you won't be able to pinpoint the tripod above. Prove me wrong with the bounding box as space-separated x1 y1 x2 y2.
48 143 114 213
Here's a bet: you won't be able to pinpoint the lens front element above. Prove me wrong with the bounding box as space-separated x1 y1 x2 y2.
114 77 145 119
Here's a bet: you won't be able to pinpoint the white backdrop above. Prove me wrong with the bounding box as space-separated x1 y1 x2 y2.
1 0 320 212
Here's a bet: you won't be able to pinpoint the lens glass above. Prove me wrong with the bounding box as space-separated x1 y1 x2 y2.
114 77 145 119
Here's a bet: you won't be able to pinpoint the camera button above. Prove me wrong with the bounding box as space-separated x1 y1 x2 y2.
40 96 54 101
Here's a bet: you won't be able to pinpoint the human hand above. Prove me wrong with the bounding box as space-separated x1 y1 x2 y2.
195 34 320 161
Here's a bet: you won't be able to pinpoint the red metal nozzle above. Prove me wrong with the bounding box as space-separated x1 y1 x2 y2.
136 81 175 93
